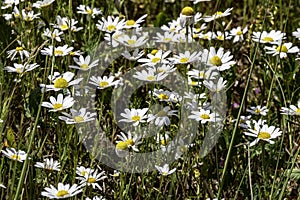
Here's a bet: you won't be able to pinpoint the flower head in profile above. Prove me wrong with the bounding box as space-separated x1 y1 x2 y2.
70 55 99 71
155 164 176 176
280 100 300 115
76 166 95 177
122 49 144 61
265 42 299 58
170 50 201 64
252 30 285 44
138 50 171 67
41 45 74 56
188 108 220 124
147 106 178 127
133 68 168 82
59 108 97 124
203 77 227 92
42 94 74 112
35 158 61 171
96 15 125 33
203 7 233 22
7 40 30 60
1 148 27 162
5 63 39 74
124 14 147 29
40 71 83 92
292 28 300 40
32 0 55 9
89 75 120 89
43 28 63 42
41 183 82 199
246 105 268 116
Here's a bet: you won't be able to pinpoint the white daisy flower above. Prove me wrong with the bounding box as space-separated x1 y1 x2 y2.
203 7 233 22
229 26 248 43
69 18 83 32
155 164 176 176
292 28 300 40
138 50 171 67
155 64 176 74
89 75 119 89
212 31 232 41
203 77 227 92
122 49 144 61
201 47 236 71
69 55 99 71
5 63 39 74
32 0 55 9
246 105 268 116
7 40 30 60
179 6 202 27
109 170 120 177
252 30 286 44
41 45 74 56
59 108 97 124
152 89 181 103
53 15 70 31
1 148 27 162
116 131 141 152
41 94 74 112
116 34 148 48
41 183 82 199
154 31 179 43
133 68 168 82
156 132 170 147
96 15 125 33
198 31 213 40
170 50 201 64
244 124 282 147
187 69 218 80
21 9 40 21
280 101 300 115
43 28 63 42
76 166 94 177
12 6 20 18
265 42 299 58
188 109 220 124
40 71 83 92
76 170 107 190
77 5 102 18
1 0 20 9
119 108 148 126
35 158 61 171
191 0 211 4
124 14 147 29
147 106 178 127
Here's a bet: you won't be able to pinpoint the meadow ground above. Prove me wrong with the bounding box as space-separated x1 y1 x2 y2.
1 0 300 199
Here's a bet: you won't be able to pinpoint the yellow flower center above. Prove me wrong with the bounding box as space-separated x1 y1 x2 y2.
56 190 69 197
163 38 172 42
14 13 20 18
158 93 169 100
86 9 93 15
190 81 197 86
151 57 161 63
116 141 128 150
200 114 210 119
216 11 223 17
80 63 89 69
254 109 261 114
199 71 205 78
60 24 69 31
81 171 86 176
127 39 136 45
16 68 22 74
296 108 300 114
70 52 76 56
151 49 158 55
107 24 116 32
11 154 21 160
194 169 200 178
156 110 167 117
125 139 134 146
181 6 195 16
126 20 135 26
87 177 96 183
276 45 288 53
99 81 109 88
160 139 168 146
74 116 84 123
217 35 224 40
16 47 23 51
162 172 168 176
179 57 189 63
53 103 63 110
54 78 68 88
146 75 156 81
262 37 274 42
209 55 222 66
236 30 243 35
131 115 141 121
54 50 64 56
257 131 271 139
